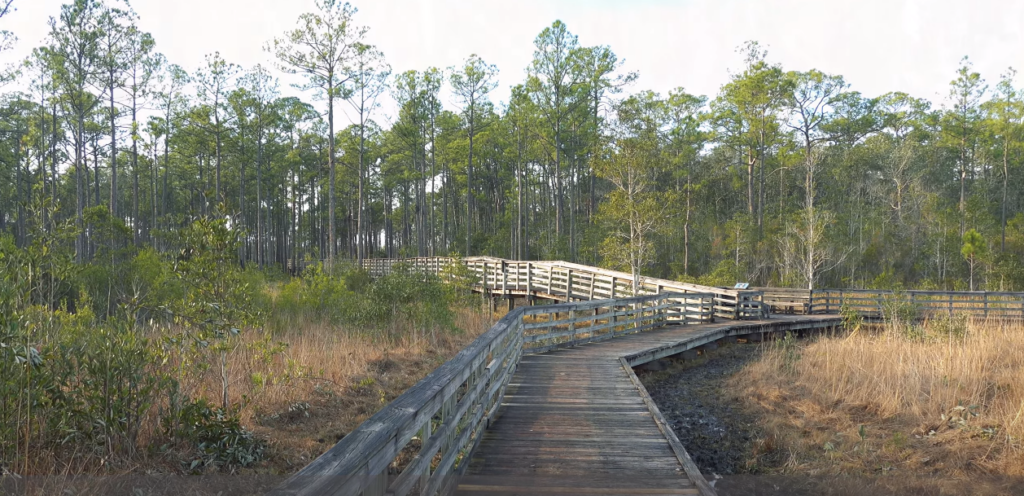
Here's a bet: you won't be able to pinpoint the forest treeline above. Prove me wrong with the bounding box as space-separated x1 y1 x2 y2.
2 0 1023 290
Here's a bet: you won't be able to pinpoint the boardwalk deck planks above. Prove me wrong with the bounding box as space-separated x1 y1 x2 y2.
269 258 849 496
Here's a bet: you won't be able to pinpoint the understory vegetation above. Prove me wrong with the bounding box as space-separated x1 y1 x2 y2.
0 210 483 482
733 319 1024 486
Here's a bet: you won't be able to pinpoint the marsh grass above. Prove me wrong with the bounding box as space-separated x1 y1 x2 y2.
733 318 1024 479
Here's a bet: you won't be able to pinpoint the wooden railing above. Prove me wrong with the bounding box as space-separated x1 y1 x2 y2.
267 291 713 496
363 256 767 321
761 288 1024 320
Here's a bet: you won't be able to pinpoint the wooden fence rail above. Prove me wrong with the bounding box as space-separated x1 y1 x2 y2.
761 288 1024 320
267 291 713 496
362 256 766 321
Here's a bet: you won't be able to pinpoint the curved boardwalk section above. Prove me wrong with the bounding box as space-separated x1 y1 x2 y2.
268 257 870 496
459 316 840 496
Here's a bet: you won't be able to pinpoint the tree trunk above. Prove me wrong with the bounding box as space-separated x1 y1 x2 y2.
1002 137 1009 252
132 94 139 245
109 72 118 219
257 123 264 268
327 83 337 265
466 104 475 257
684 173 691 276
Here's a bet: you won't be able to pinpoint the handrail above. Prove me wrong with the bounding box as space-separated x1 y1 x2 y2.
268 290 713 496
760 287 1024 320
362 256 768 321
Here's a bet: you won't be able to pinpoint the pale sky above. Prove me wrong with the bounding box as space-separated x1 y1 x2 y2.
3 0 1023 126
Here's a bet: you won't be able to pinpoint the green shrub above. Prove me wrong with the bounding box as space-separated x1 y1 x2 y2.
358 265 457 335
271 262 359 327
0 211 271 473
270 262 461 340
929 313 969 339
46 317 164 453
0 307 164 465
840 303 863 333
162 398 265 471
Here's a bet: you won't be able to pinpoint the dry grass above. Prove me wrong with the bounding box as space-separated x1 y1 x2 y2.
10 303 497 496
731 319 1024 482
209 305 497 473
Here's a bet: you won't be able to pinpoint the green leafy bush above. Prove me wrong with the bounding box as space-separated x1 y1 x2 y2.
1 305 164 464
270 262 460 340
162 398 265 471
272 262 359 327
929 313 969 340
359 264 456 334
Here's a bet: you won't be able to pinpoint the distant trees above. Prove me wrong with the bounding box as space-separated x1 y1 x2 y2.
596 92 675 294
962 228 986 291
450 54 497 257
3 1 1024 291
344 42 389 263
270 0 364 266
942 57 987 236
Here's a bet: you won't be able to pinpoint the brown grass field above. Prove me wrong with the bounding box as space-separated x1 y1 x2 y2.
727 319 1024 495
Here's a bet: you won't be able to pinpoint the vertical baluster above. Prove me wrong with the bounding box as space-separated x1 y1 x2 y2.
419 418 432 491
502 261 508 295
526 262 533 297
569 308 577 346
567 269 574 302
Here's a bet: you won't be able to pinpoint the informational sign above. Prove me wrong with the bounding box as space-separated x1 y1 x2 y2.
733 282 749 289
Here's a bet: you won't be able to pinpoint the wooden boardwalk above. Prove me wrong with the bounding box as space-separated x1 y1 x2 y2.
458 315 841 496
270 257 869 496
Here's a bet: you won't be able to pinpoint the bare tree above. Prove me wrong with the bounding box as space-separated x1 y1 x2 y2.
779 149 848 289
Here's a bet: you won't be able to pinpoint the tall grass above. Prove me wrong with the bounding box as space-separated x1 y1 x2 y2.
735 319 1024 476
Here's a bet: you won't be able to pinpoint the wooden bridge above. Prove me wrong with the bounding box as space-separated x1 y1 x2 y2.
269 257 1024 496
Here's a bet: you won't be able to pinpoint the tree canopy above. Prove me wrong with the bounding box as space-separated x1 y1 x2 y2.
1 4 1023 291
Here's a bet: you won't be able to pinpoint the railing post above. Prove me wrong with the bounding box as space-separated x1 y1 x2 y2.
526 262 533 296
569 308 577 346
984 292 989 319
419 419 432 490
611 299 619 331
502 261 508 295
567 268 574 302
610 276 616 299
